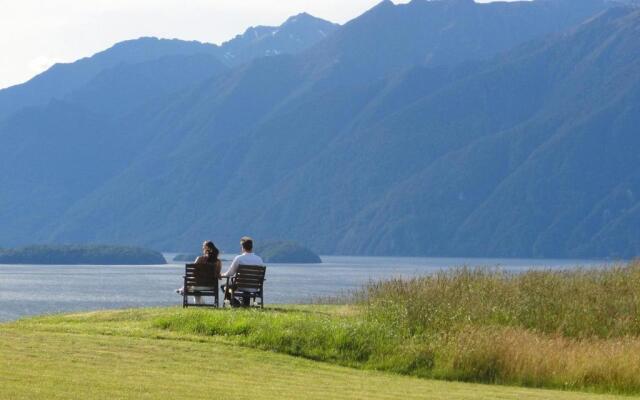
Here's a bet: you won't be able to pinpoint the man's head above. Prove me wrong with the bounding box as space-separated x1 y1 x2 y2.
240 236 253 253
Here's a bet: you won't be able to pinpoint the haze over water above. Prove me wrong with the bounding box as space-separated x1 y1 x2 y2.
0 255 610 322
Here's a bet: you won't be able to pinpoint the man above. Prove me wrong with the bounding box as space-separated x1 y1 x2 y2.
221 236 263 306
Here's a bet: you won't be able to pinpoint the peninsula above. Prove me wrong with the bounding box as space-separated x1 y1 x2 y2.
259 241 322 264
0 245 167 265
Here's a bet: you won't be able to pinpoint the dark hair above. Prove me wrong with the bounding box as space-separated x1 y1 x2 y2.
241 237 253 252
203 241 219 263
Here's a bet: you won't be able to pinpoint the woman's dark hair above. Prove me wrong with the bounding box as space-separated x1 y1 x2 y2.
203 241 219 264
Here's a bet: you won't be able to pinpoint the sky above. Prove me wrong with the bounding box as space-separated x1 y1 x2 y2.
0 0 502 90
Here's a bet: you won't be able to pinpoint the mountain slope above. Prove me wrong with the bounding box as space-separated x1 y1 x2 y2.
0 14 337 120
302 0 610 85
64 53 228 117
187 5 639 257
0 13 338 247
335 7 640 257
0 38 219 120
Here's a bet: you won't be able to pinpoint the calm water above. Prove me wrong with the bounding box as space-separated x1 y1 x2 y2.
0 255 611 322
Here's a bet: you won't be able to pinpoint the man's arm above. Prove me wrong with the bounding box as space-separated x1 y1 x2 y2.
221 256 240 278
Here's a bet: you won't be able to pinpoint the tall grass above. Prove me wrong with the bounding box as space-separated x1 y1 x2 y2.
360 263 640 338
155 262 640 394
446 326 640 392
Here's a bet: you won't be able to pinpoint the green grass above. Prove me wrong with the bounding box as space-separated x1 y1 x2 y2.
0 307 632 400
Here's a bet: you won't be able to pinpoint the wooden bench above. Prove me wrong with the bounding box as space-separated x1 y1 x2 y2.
182 263 220 308
223 265 266 308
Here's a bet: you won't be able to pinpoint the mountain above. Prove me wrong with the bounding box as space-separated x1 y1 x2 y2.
219 13 339 66
0 38 219 120
302 0 611 85
254 5 640 258
0 14 337 120
0 12 338 248
64 53 228 117
1 0 638 259
295 5 640 258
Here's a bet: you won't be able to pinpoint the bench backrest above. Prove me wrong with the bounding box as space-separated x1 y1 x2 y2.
185 263 219 286
235 265 266 289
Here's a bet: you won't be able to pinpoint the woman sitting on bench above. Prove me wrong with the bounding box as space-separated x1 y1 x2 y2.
176 240 221 304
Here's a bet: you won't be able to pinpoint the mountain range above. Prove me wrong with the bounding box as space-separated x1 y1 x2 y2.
1 0 638 259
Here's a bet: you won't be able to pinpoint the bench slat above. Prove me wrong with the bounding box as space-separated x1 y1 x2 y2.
234 289 262 293
236 272 265 278
235 281 264 285
236 271 265 277
235 275 264 282
235 266 265 272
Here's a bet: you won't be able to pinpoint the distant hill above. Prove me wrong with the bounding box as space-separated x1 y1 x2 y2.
0 245 167 265
0 0 638 259
173 254 201 262
258 242 322 264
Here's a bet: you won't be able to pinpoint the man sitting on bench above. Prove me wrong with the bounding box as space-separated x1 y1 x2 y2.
221 236 264 306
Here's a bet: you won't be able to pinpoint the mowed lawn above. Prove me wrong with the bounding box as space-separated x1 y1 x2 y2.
0 308 633 400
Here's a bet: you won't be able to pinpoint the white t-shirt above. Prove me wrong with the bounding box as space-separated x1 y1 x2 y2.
222 252 264 277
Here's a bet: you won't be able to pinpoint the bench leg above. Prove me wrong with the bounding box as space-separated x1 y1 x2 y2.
222 281 231 308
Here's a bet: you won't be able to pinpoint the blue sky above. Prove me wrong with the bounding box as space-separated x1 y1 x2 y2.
0 0 505 89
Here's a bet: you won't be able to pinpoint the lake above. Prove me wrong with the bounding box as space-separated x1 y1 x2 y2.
0 255 612 322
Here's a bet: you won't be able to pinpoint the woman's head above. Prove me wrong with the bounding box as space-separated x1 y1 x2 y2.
202 240 219 260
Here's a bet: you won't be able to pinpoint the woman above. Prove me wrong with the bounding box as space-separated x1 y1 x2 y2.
177 241 222 305
193 241 221 304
